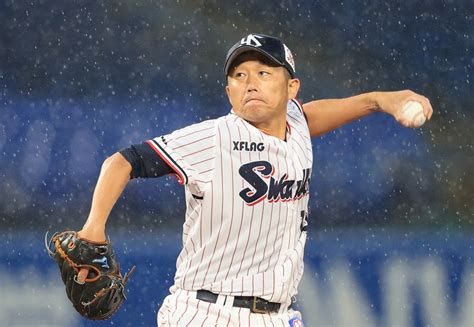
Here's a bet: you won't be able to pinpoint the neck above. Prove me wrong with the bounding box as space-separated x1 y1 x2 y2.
253 119 287 140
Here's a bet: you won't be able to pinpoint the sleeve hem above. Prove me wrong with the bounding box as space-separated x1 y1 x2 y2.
145 139 188 185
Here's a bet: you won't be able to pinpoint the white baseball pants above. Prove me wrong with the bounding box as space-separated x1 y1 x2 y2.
157 289 304 326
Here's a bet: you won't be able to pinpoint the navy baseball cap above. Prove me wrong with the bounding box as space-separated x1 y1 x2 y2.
224 34 296 78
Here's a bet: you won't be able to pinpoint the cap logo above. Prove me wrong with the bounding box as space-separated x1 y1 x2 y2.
240 34 263 47
284 44 295 72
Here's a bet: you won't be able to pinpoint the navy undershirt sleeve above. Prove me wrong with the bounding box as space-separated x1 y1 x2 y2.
119 142 173 179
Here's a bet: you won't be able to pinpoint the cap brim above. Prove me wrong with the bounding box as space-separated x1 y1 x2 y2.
224 45 285 76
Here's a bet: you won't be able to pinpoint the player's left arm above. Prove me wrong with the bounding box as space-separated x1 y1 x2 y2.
302 90 433 137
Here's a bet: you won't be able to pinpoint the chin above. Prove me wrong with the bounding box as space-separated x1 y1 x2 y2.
244 103 269 113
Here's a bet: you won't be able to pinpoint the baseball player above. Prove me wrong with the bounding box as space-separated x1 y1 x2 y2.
76 34 433 325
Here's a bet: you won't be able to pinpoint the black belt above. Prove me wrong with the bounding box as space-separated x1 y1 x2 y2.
196 290 281 314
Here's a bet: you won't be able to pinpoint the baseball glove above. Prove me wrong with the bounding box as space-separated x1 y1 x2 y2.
45 230 135 320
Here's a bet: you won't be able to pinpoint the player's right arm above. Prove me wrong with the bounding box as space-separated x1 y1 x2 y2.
78 152 132 243
74 152 132 282
76 143 175 282
79 143 175 242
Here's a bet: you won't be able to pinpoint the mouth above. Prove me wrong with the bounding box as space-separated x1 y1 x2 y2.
244 97 265 104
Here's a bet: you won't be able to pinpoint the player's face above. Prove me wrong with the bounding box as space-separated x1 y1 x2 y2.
226 53 300 132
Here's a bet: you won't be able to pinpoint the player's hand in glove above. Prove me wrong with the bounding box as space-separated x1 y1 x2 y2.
75 225 108 283
45 230 135 320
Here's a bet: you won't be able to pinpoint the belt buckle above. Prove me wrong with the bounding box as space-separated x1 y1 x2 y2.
251 297 268 314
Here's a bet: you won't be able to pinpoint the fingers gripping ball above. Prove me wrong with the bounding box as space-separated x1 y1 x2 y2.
401 100 426 128
45 231 136 320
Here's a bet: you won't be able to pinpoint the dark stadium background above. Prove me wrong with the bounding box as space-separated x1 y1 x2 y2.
0 1 472 326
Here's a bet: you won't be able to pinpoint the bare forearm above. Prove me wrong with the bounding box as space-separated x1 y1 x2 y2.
303 90 433 137
81 152 131 239
303 92 378 137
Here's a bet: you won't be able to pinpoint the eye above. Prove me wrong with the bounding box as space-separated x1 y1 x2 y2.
232 71 246 79
259 71 270 76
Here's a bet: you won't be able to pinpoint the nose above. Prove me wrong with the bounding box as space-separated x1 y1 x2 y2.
245 73 259 92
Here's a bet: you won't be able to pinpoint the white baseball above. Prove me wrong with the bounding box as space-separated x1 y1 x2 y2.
401 101 426 127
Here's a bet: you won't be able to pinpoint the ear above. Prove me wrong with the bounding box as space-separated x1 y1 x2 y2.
225 84 231 102
226 84 237 109
288 78 300 99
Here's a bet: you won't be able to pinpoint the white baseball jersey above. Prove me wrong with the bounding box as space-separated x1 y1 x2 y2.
147 99 312 306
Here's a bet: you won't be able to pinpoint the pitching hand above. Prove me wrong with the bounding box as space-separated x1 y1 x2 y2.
374 90 433 128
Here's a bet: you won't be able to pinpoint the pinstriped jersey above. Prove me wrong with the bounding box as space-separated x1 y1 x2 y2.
147 99 312 305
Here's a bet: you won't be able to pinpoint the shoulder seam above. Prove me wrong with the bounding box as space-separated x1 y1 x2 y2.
290 98 304 114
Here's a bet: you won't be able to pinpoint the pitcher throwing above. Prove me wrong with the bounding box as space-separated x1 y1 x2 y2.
72 33 433 325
